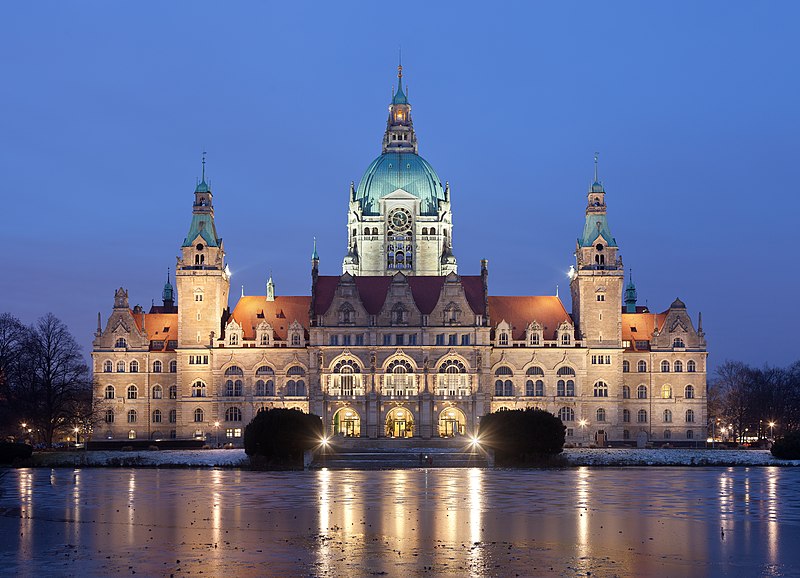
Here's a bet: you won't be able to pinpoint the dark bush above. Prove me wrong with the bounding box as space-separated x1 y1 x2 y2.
478 409 566 465
244 408 323 465
771 431 800 459
0 442 33 464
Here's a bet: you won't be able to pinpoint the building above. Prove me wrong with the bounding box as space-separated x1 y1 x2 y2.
92 65 707 446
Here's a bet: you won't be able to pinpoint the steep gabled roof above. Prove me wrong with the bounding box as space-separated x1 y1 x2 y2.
230 296 311 340
130 312 178 350
621 311 668 345
487 296 572 340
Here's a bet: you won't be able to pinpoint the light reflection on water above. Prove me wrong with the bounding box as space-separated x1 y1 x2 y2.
0 467 799 577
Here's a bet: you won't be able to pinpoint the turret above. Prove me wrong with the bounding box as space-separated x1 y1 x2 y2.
624 271 637 313
382 62 417 154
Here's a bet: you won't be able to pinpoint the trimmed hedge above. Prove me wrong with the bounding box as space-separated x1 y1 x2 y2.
0 442 33 464
244 408 323 465
771 431 800 460
478 409 566 465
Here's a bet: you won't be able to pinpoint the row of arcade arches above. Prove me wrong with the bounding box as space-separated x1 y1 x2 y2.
330 407 467 438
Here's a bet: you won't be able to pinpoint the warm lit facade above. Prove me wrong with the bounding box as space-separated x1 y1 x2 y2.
92 65 708 446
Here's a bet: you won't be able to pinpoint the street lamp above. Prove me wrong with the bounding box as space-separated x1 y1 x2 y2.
214 421 220 448
768 421 776 440
579 419 588 446
74 427 80 446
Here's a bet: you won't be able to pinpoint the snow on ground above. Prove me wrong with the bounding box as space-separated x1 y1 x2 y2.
28 448 248 468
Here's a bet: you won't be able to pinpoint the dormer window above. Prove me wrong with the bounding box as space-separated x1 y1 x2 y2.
229 334 238 346
115 337 127 348
499 332 509 346
561 334 571 346
673 337 685 348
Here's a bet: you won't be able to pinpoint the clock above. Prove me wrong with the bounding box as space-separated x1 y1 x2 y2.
388 208 411 233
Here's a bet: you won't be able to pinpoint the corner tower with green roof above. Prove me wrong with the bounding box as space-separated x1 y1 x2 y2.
569 157 625 347
343 64 456 276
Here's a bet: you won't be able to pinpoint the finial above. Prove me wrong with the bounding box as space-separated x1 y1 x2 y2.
166 267 170 284
312 236 319 261
555 284 559 298
201 150 207 182
593 151 599 183
241 284 244 298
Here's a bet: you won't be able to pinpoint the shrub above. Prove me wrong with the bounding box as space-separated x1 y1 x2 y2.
244 408 323 465
0 442 33 464
478 409 566 465
771 431 800 460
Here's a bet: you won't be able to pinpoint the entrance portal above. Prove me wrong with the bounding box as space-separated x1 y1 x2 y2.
385 407 414 438
332 408 361 437
438 407 466 438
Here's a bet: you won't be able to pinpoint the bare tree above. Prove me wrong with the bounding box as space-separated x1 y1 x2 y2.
0 314 26 438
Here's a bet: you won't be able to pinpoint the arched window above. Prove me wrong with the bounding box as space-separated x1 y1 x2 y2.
287 366 306 376
556 366 576 377
495 366 513 376
364 226 370 235
596 408 606 422
664 429 672 440
637 409 648 423
192 380 206 398
286 380 297 396
103 360 113 373
674 360 683 373
593 381 608 397
429 227 436 235
561 333 571 346
673 337 685 348
224 366 244 377
391 303 408 325
385 358 416 396
127 409 137 424
153 360 162 373
372 227 378 235
127 385 138 400
526 367 544 377
169 360 177 373
663 409 673 423
557 379 575 397
623 429 630 440
255 380 269 396
661 360 670 372
104 385 115 399
105 409 114 423
129 360 139 373
256 366 274 376
622 385 630 399
152 409 162 423
225 407 242 422
638 360 647 373
194 408 204 423
687 360 697 373
525 379 544 396
437 359 469 396
623 409 631 423
622 360 630 373
558 407 575 422
686 429 694 439
115 337 127 348
169 409 176 423
117 361 126 373
637 385 647 399
685 385 695 399
498 332 509 346
169 385 177 399
685 409 695 423
296 380 306 396
661 384 672 399
152 385 163 399
422 227 428 235
331 360 360 396
225 379 243 397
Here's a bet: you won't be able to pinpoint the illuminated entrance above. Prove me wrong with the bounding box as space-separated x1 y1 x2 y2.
332 408 361 437
385 407 414 438
438 407 466 437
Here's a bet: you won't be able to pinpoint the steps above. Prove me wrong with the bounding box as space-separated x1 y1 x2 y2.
310 437 489 469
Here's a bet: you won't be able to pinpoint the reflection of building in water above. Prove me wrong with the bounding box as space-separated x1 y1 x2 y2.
91 64 707 446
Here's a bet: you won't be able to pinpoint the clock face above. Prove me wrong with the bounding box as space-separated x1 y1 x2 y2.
389 208 411 232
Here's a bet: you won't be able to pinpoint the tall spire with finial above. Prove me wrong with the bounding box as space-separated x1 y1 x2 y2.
625 268 637 313
383 60 416 153
266 272 275 301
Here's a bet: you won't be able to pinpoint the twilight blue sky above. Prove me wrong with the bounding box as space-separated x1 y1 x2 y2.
1 2 798 370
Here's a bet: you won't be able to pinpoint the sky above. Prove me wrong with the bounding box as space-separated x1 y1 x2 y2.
1 2 798 371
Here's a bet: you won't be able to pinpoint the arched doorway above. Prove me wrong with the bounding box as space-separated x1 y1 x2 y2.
438 407 467 438
385 407 414 438
332 408 361 437
595 430 607 447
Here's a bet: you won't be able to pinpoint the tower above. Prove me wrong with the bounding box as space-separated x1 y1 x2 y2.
569 156 624 346
175 155 230 347
343 64 456 276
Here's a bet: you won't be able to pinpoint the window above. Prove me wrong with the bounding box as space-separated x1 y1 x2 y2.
498 332 509 346
593 381 609 397
127 409 137 424
687 360 697 373
225 407 242 422
343 335 352 346
226 428 243 438
382 334 392 346
192 380 206 397
673 337 685 348
229 333 239 345
448 334 457 346
355 334 365 346
169 385 177 399
637 409 648 423
596 294 605 302
623 409 631 423
169 360 177 373
661 384 672 399
169 409 176 424
103 360 113 373
127 385 138 400
637 385 647 399
152 385 163 399
391 303 408 325
225 366 243 376
685 385 695 399
558 407 575 422
595 408 606 422
664 429 672 440
637 360 647 373
686 430 694 440
685 409 695 423
494 379 513 396
674 360 683 373
115 337 127 348
152 409 162 423
561 333 571 346
117 361 126 373
291 334 301 346
128 429 136 440
530 333 540 346
663 409 673 423
152 360 162 373
225 379 243 397
622 385 630 399
194 408 204 423
104 385 115 399
435 334 445 346
461 334 470 346
591 355 611 365
395 334 404 346
525 379 544 397
329 335 339 346
623 429 630 440
129 360 139 373
622 360 630 373
661 360 670 372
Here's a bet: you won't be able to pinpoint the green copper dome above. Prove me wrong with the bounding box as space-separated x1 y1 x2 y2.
355 152 445 216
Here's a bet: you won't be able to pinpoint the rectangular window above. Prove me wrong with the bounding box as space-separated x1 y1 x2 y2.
448 334 457 346
566 428 574 437
226 428 234 438
635 340 649 350
596 294 605 301
408 334 417 345
383 334 392 346
355 334 365 346
329 335 339 346
343 334 352 346
395 334 404 346
435 334 445 346
461 334 470 346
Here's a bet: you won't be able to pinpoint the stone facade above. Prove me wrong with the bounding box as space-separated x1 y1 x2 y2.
91 68 708 446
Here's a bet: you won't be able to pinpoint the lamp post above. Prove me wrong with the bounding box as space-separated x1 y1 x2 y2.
20 422 27 443
214 421 220 448
579 419 588 446
768 421 776 441
74 427 80 447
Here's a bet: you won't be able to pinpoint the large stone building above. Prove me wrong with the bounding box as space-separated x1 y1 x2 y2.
92 65 707 446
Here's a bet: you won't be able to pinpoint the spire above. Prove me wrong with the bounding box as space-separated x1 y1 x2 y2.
266 273 275 301
183 152 220 248
591 151 604 193
241 284 245 299
383 62 416 153
393 56 407 105
311 237 320 271
162 267 174 306
624 269 637 313
196 151 209 193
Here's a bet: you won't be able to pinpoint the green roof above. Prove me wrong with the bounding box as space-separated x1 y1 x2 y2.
182 213 220 247
579 214 617 247
355 152 445 216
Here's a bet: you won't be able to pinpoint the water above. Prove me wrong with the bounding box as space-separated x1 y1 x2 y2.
1 467 798 577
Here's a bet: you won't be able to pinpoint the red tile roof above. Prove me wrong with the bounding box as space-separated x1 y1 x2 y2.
130 311 178 350
487 296 572 340
230 296 311 340
621 312 668 344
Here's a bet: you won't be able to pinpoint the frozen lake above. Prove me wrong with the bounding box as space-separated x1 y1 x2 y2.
1 467 798 577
